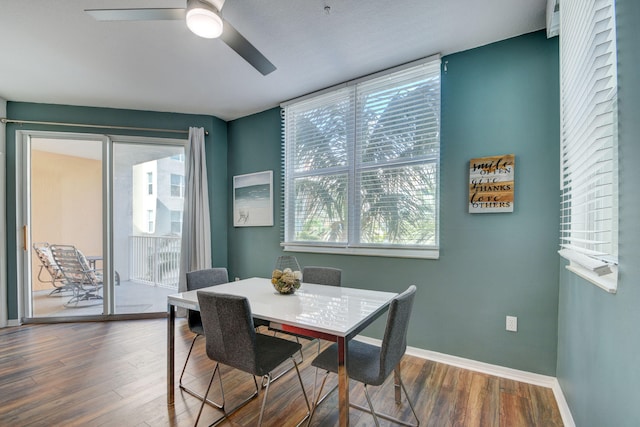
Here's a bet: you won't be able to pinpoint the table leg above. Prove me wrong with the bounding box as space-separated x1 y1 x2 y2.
337 336 349 426
167 303 175 405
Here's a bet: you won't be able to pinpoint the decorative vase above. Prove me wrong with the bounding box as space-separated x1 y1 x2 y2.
274 255 300 272
272 256 302 294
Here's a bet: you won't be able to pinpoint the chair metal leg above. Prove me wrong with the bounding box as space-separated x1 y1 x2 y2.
262 354 299 387
307 368 332 427
194 363 221 427
293 358 311 425
259 358 310 427
64 284 102 307
310 367 338 413
350 375 419 427
257 373 272 427
309 369 419 427
296 336 305 361
195 365 260 427
395 367 402 403
48 284 71 296
398 375 420 426
179 334 223 409
363 384 381 427
179 334 200 385
209 375 259 427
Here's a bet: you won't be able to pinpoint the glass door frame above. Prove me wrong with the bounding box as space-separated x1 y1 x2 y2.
17 130 186 322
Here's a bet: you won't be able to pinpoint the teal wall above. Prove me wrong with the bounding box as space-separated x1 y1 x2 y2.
228 31 561 375
4 103 228 319
556 0 640 425
227 108 283 280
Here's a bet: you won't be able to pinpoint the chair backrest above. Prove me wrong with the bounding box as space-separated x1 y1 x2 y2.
50 244 102 286
186 268 229 331
186 268 229 291
197 291 258 375
379 285 416 379
302 266 342 287
33 242 63 281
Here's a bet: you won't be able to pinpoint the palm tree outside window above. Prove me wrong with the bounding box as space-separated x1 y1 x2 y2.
282 56 441 258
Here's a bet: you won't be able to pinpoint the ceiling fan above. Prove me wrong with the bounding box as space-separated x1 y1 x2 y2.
85 0 276 76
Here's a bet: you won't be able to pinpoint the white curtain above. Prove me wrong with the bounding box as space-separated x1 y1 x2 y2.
178 127 212 294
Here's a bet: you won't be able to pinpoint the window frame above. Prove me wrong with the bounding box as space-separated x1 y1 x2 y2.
147 209 154 234
170 210 183 234
558 0 618 292
281 55 441 259
146 172 153 195
170 173 184 198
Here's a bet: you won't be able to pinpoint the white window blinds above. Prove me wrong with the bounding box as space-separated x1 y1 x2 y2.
559 0 618 291
282 56 441 258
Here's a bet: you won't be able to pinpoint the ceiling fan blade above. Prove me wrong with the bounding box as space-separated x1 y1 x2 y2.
85 8 186 21
220 19 276 76
85 4 275 76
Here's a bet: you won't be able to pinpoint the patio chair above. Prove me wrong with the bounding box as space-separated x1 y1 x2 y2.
32 242 71 296
50 244 103 307
308 285 419 427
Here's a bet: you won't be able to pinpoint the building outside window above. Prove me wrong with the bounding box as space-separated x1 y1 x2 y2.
170 210 182 234
147 172 153 195
147 209 154 233
170 174 184 198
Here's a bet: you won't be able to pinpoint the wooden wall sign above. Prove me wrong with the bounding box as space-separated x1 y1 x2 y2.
469 154 515 213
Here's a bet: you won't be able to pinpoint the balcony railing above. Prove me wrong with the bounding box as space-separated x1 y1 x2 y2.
130 235 181 289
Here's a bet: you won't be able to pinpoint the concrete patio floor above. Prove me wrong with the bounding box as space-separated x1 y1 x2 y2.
31 280 175 318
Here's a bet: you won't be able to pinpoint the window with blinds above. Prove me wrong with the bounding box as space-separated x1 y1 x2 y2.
558 0 618 291
281 56 441 258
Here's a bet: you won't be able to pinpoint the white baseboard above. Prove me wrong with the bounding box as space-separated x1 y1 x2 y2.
355 335 575 427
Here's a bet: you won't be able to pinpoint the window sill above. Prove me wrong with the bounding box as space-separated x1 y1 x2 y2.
282 244 439 259
559 249 618 293
564 264 618 294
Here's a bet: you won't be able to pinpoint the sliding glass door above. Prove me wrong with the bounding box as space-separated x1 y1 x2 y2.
28 135 105 317
21 131 186 320
112 140 185 315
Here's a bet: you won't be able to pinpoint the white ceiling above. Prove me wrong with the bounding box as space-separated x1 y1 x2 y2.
0 0 547 122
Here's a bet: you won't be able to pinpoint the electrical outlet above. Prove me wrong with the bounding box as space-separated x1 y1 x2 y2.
506 315 518 332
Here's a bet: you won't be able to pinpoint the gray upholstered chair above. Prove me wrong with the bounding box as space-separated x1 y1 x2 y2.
308 285 419 427
179 268 229 408
302 266 342 287
194 291 311 427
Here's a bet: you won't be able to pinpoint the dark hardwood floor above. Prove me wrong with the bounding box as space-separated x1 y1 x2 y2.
0 319 563 426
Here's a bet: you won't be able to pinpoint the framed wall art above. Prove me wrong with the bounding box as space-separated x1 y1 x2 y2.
233 170 274 227
469 154 515 213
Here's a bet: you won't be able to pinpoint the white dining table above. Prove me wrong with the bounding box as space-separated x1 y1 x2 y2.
166 276 397 426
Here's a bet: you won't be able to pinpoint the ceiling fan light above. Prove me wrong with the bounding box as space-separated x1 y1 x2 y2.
186 1 223 39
